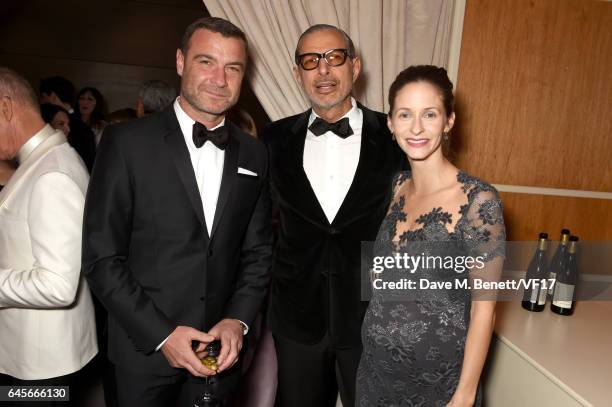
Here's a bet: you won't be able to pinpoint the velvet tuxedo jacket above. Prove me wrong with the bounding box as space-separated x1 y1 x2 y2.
264 103 404 347
82 107 273 374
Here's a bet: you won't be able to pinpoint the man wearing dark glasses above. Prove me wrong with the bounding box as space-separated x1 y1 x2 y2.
263 24 404 407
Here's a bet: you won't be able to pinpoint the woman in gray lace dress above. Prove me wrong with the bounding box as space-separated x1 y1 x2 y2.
356 66 505 407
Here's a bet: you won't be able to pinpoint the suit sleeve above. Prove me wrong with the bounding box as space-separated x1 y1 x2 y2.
82 128 175 353
0 173 84 308
223 146 273 328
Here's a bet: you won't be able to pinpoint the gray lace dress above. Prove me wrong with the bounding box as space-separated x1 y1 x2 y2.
356 170 506 407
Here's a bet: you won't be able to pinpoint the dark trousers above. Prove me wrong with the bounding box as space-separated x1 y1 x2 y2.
0 358 95 407
92 295 118 407
274 333 362 407
114 362 241 407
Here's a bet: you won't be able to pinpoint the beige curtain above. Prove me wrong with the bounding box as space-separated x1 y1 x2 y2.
203 0 455 120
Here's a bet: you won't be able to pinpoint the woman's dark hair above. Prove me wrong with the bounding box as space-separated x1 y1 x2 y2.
40 103 69 124
39 76 75 105
76 86 107 127
388 65 454 116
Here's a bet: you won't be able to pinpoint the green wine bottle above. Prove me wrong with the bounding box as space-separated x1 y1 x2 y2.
522 232 549 312
551 236 579 316
548 228 570 297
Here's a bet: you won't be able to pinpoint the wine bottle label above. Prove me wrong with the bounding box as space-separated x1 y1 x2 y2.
552 282 574 309
548 272 557 294
528 283 539 303
537 285 547 305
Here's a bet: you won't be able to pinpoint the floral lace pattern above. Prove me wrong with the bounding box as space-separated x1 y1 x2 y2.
356 170 506 407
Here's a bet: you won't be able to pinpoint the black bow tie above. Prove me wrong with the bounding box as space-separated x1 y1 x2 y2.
308 117 354 139
192 122 229 150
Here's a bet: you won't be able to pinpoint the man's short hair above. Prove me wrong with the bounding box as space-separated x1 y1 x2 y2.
0 67 40 112
40 103 69 124
294 24 356 63
139 80 177 114
180 17 248 55
39 76 75 105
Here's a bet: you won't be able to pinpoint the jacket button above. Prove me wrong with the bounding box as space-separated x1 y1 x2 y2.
199 296 205 301
208 249 213 256
329 228 340 235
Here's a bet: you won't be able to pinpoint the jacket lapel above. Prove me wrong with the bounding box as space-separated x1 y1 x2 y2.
277 110 329 226
210 130 239 238
162 110 208 235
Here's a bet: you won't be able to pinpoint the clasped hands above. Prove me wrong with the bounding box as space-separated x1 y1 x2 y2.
161 318 244 377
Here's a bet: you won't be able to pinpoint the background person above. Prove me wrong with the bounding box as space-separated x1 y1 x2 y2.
76 86 108 144
40 102 71 135
39 76 96 172
136 79 177 117
0 66 98 406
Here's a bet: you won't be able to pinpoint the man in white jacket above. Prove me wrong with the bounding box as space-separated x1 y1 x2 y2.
0 67 97 405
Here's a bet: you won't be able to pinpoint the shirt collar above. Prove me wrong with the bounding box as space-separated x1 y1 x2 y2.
174 98 225 150
16 124 54 164
308 97 361 129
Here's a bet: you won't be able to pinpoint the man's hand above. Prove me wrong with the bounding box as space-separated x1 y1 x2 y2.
161 326 217 377
207 319 244 372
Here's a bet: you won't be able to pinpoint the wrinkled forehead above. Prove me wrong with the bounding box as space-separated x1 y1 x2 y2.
297 29 347 54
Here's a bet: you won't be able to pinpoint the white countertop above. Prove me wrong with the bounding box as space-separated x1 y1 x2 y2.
494 298 612 406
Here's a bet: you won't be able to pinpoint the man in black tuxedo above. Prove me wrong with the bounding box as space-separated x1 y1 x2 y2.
83 17 272 406
264 25 404 407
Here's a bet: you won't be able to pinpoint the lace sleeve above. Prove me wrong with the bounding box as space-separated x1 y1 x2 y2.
463 187 506 299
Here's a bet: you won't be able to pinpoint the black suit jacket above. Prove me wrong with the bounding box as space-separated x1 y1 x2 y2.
264 103 405 347
82 107 273 373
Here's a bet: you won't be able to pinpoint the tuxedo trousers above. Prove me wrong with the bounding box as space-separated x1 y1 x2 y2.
114 362 241 407
274 333 362 407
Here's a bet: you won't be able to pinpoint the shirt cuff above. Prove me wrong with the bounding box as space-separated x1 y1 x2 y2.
156 334 171 351
156 320 247 352
238 320 249 335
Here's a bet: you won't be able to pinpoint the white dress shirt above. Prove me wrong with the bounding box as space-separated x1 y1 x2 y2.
174 98 224 236
157 100 246 351
303 97 363 223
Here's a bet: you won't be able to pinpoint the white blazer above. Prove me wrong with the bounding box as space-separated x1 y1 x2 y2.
0 125 98 380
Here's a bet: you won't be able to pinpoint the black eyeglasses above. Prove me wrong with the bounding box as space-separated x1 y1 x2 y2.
296 48 350 71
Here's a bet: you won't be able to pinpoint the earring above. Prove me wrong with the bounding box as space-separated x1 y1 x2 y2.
443 131 449 141
391 131 395 141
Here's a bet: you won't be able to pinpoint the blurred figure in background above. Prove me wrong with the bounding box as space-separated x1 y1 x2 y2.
41 103 70 135
107 108 138 125
39 76 96 172
136 79 176 117
226 107 257 138
227 106 277 407
39 75 76 112
76 86 108 145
